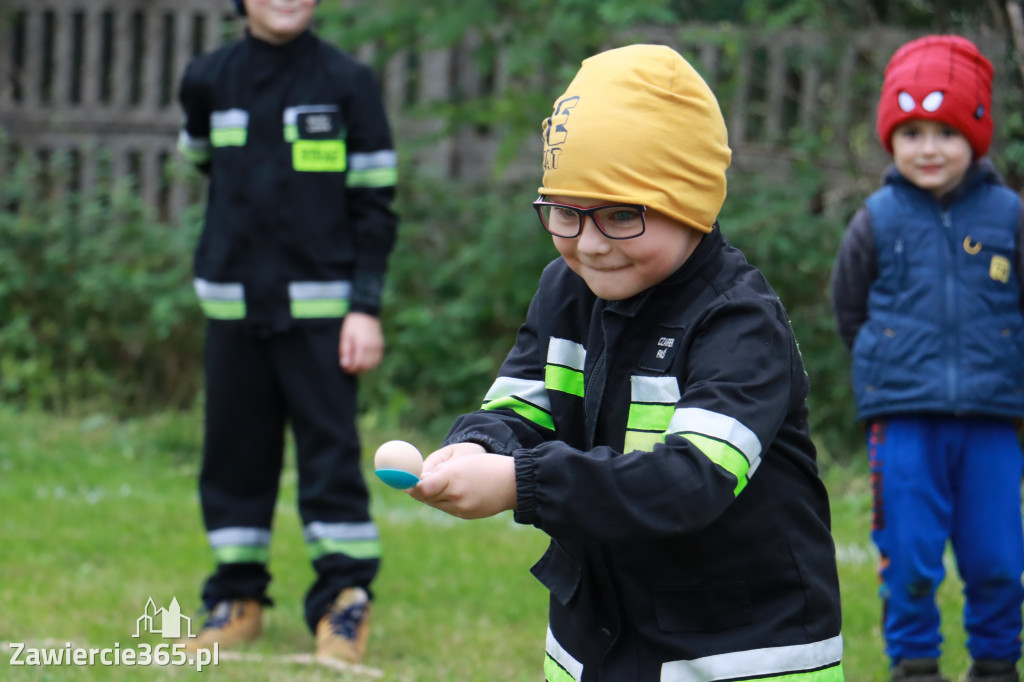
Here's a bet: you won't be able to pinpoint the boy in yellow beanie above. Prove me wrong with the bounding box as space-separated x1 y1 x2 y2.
832 34 1024 682
409 44 844 681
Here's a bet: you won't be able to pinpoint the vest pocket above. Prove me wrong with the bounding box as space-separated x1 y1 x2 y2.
654 581 752 632
530 540 581 607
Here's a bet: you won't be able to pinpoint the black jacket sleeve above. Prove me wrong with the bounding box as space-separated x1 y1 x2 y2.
343 62 398 316
176 59 213 175
831 206 876 350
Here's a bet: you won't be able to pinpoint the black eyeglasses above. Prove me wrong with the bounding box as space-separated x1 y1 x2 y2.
533 197 647 240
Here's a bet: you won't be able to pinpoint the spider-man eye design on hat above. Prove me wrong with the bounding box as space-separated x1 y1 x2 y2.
876 36 993 157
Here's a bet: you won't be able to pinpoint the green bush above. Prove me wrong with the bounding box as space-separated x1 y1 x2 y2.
0 146 204 412
721 168 864 464
364 174 554 438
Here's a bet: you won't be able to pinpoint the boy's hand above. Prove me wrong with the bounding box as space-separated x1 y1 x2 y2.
419 442 486 476
409 446 516 519
339 312 383 374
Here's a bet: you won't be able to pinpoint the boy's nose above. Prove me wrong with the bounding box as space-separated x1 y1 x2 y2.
577 217 611 254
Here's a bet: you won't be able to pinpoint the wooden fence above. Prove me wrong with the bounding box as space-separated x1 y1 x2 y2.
0 0 1011 222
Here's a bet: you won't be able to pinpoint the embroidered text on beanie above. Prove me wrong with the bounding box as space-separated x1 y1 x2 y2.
876 35 993 158
539 44 732 234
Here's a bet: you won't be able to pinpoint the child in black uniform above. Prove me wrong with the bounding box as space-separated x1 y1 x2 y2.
410 44 844 682
176 0 398 663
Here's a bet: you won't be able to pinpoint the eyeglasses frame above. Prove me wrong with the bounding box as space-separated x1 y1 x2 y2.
533 196 648 240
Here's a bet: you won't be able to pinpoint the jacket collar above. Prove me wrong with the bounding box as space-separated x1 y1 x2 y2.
245 28 315 57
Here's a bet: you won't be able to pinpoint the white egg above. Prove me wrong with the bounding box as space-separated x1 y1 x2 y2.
374 440 423 476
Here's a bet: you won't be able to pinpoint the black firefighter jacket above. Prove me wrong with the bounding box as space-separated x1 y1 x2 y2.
445 228 844 682
177 29 397 328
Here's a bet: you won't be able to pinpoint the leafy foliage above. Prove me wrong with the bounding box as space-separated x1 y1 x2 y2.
0 145 204 411
362 173 554 439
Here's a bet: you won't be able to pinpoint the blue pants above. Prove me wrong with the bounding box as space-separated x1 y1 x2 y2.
868 416 1024 665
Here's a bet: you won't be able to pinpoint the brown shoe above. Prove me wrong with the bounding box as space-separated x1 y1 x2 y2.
180 599 262 653
315 587 371 664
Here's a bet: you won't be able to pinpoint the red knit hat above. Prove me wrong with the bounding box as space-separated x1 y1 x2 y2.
876 35 994 158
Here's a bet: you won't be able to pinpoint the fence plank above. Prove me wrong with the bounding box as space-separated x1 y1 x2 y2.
112 9 133 111
728 40 751 148
143 9 163 112
0 8 10 108
82 7 103 107
53 8 72 106
173 9 193 102
799 60 821 133
764 41 786 142
22 8 42 110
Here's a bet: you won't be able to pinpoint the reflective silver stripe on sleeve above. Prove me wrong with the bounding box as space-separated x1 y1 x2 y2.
546 337 586 370
207 527 271 548
211 108 249 129
660 634 843 682
483 376 551 412
348 150 397 171
288 281 351 319
194 278 244 302
288 281 352 301
667 407 762 471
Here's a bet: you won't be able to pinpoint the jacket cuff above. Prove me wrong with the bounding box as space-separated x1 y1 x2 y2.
442 430 508 454
512 449 538 525
350 271 385 316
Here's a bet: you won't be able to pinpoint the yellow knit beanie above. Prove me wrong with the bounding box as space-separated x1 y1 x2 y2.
540 44 731 233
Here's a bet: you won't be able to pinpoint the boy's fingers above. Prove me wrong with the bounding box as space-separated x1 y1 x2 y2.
421 446 457 475
410 467 449 499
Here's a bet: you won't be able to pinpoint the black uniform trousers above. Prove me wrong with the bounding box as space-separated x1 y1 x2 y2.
199 320 379 631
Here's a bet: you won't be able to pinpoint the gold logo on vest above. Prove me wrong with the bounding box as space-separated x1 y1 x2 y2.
990 255 1010 283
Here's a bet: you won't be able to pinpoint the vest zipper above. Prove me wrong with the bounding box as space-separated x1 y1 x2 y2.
941 209 957 404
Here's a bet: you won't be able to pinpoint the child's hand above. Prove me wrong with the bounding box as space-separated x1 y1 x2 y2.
419 442 486 477
338 312 383 374
409 450 516 519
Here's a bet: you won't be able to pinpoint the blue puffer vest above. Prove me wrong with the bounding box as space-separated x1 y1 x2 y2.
852 166 1024 420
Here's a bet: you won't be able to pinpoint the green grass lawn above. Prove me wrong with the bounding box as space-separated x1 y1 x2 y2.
0 407 977 681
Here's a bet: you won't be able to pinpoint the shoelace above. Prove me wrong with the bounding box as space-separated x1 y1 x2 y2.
201 602 233 629
326 601 366 640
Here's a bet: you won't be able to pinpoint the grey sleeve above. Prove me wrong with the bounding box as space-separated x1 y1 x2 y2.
830 207 877 351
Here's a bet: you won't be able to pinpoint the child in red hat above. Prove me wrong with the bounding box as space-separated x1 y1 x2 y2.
832 34 1024 682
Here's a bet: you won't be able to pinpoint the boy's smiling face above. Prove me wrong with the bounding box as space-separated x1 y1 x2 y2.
245 0 317 45
891 119 973 198
549 196 703 300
